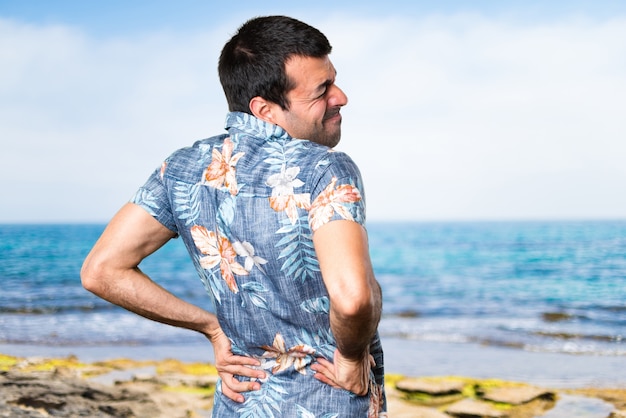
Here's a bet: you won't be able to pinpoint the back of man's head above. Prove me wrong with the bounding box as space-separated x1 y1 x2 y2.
218 16 332 114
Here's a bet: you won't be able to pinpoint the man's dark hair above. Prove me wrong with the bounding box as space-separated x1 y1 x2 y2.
218 16 332 114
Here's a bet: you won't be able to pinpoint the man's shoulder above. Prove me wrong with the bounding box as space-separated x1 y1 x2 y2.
162 134 229 179
170 134 230 159
306 147 360 173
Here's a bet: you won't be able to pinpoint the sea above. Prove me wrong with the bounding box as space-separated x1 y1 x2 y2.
1 221 625 387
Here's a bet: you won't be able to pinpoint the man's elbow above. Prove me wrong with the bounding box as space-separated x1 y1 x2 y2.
80 258 107 295
334 285 381 320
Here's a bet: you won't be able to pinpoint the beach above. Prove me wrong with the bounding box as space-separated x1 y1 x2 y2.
2 339 626 417
2 337 625 389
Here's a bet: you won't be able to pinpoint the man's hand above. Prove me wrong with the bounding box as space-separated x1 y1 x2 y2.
208 328 267 403
310 349 373 396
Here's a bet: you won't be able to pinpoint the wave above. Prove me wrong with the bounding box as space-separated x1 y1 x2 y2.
380 330 626 356
541 311 588 322
530 330 624 343
0 304 121 315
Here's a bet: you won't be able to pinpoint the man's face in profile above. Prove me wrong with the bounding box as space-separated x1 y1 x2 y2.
272 55 348 147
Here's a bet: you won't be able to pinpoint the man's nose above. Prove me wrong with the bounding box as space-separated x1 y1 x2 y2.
329 84 348 107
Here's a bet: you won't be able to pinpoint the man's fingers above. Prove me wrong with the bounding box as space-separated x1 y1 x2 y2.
220 374 245 403
221 386 245 403
219 354 261 368
218 364 265 380
219 373 261 402
312 356 334 371
313 371 340 389
228 354 262 366
217 355 266 379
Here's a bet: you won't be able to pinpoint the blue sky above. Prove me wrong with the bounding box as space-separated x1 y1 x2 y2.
1 1 625 222
3 1 626 35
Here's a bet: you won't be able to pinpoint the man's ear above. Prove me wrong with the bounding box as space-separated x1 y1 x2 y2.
249 96 277 124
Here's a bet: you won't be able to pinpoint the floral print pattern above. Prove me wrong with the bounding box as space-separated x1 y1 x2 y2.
260 333 316 375
309 176 362 232
267 165 311 224
131 112 385 417
202 137 244 195
190 225 247 293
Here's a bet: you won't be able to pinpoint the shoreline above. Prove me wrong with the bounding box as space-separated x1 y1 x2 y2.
2 337 625 389
2 347 626 418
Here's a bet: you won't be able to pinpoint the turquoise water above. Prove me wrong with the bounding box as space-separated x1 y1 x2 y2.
1 221 625 357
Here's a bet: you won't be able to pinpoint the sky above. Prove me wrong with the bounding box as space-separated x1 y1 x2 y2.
1 0 625 223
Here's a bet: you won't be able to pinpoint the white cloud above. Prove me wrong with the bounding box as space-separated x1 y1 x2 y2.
0 18 231 221
1 13 625 222
323 14 626 220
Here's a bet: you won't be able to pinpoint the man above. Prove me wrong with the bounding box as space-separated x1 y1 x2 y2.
82 15 386 417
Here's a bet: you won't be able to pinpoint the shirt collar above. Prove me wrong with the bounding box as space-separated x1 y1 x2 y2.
225 112 292 142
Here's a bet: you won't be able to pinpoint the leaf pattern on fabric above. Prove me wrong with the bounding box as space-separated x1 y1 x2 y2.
260 333 316 375
296 327 335 360
300 297 330 314
275 217 319 283
235 375 290 418
193 253 224 305
296 405 339 418
173 181 203 225
240 281 269 310
190 225 248 293
309 177 362 232
216 194 237 238
130 189 159 216
202 137 245 195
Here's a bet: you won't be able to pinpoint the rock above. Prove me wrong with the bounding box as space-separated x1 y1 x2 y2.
445 398 507 418
0 370 161 417
146 372 219 388
609 410 626 418
480 386 555 405
396 378 466 395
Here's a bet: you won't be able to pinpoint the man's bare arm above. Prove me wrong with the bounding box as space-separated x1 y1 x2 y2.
313 220 382 358
81 203 216 333
311 220 382 394
81 202 265 401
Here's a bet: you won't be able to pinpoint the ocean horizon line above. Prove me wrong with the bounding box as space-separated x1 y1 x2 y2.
2 217 626 226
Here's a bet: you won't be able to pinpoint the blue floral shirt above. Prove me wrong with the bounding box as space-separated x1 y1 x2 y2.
132 112 386 417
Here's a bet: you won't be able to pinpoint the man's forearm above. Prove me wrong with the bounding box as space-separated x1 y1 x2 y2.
330 279 382 359
82 264 221 340
80 203 222 341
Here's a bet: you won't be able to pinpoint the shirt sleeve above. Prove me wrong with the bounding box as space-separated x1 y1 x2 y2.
130 160 179 234
308 151 366 232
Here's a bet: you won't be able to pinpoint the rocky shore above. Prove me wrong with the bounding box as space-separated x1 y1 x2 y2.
1 353 625 418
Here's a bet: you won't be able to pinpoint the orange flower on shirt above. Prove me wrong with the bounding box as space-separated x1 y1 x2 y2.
260 333 316 375
203 138 245 195
190 225 248 293
269 194 311 224
309 177 362 231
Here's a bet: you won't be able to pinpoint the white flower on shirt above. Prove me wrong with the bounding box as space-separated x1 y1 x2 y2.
267 165 304 195
267 165 311 224
232 241 268 273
